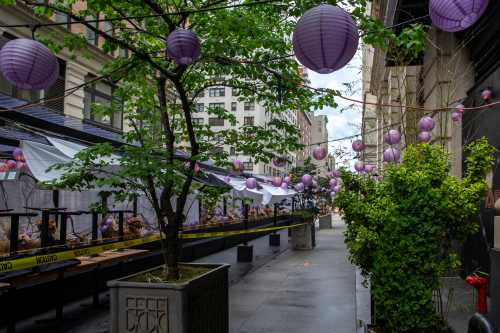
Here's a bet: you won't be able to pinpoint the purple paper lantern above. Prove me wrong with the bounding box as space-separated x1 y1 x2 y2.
352 140 365 152
456 104 465 114
333 170 342 178
451 111 462 122
301 174 313 186
330 191 336 198
329 178 338 188
12 148 23 160
166 29 201 65
312 146 327 161
272 177 283 187
280 182 288 190
429 0 489 32
246 177 257 189
384 129 401 145
0 38 59 90
364 164 375 174
354 161 365 172
332 185 341 193
418 131 432 143
295 182 305 192
383 148 401 162
418 116 435 132
293 5 359 74
233 160 244 172
284 176 291 184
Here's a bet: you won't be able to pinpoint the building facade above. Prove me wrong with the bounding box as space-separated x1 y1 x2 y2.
311 114 329 176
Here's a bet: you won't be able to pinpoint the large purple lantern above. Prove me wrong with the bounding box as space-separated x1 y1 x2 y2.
166 28 201 65
418 116 436 132
0 38 59 90
429 0 489 32
354 160 365 172
272 177 283 187
293 4 359 74
352 140 365 152
246 178 257 189
384 129 401 145
301 174 313 186
312 146 327 160
383 148 401 162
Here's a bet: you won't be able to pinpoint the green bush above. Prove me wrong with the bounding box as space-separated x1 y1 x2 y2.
335 138 495 332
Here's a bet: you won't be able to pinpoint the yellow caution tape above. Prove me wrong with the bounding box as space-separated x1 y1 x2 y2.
0 223 307 274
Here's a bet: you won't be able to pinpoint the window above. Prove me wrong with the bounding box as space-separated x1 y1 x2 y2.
231 102 237 112
208 118 224 126
243 162 253 170
208 103 225 111
104 21 113 35
208 87 225 97
86 16 98 46
244 101 255 111
195 103 204 113
55 12 70 30
244 116 254 126
230 147 236 156
192 118 204 125
84 75 123 129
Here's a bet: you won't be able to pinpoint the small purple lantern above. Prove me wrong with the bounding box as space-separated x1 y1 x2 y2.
312 146 327 161
364 164 375 174
166 28 201 65
330 191 336 198
301 174 313 186
451 111 462 122
332 185 341 193
429 0 489 32
272 177 283 187
418 131 432 143
293 4 359 74
383 148 401 162
384 129 401 145
481 88 493 101
246 177 257 189
12 148 23 160
284 176 291 184
354 160 365 172
0 38 59 90
295 182 305 192
352 140 365 152
329 178 338 189
333 170 342 178
456 104 465 114
418 116 435 132
280 182 288 190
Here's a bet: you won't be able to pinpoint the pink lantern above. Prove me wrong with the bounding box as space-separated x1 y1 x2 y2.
384 129 401 145
418 131 432 143
352 140 365 152
481 88 493 101
329 178 338 188
451 111 462 122
301 174 313 186
194 163 200 173
383 148 401 162
280 182 288 190
418 116 435 132
233 160 244 172
6 160 17 170
284 176 291 184
272 177 283 187
456 104 465 114
354 161 365 172
246 177 257 189
295 182 305 192
312 146 327 160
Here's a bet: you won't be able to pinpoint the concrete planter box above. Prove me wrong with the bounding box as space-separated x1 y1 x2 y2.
108 263 229 333
318 214 332 229
291 223 313 250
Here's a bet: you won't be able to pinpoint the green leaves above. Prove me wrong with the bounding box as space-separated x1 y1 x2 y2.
335 140 495 332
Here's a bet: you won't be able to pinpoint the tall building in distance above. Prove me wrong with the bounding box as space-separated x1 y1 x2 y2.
193 86 297 176
296 66 313 167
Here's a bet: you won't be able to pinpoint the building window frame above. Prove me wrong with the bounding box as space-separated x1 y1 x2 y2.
84 74 123 130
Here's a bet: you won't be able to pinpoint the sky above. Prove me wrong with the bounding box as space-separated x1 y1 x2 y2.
307 50 363 169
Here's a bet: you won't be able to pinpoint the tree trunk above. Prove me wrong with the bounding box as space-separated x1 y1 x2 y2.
165 217 180 280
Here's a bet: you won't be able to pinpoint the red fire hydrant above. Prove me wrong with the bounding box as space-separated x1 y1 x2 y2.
465 275 489 314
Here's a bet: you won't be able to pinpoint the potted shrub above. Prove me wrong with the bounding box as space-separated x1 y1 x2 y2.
335 139 495 332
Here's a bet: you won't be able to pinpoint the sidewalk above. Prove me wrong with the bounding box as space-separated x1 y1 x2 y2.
10 220 357 333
